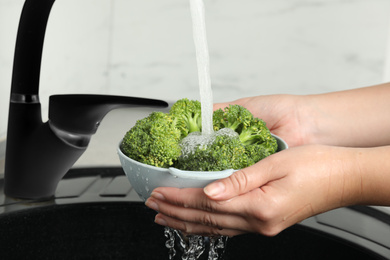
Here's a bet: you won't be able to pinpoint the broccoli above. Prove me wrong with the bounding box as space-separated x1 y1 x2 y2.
213 104 254 133
121 111 181 168
176 128 252 171
214 104 277 143
121 99 202 168
169 98 202 138
121 99 278 171
179 104 277 171
244 136 278 163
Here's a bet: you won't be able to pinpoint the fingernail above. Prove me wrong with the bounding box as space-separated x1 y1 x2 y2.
151 191 165 201
145 199 159 212
155 215 167 226
204 182 225 198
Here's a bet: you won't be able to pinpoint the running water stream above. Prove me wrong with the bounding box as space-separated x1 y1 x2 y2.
190 0 213 136
164 0 228 259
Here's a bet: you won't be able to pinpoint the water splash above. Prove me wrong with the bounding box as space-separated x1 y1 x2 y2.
208 236 228 260
180 132 214 156
165 227 228 260
165 227 177 259
180 128 239 157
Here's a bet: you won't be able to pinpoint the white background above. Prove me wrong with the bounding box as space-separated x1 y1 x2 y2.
1 0 390 144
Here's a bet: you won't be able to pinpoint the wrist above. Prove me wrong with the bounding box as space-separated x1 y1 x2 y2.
356 146 390 206
322 147 365 208
294 95 327 146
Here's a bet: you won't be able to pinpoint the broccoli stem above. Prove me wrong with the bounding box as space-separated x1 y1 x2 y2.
186 113 201 133
239 129 263 146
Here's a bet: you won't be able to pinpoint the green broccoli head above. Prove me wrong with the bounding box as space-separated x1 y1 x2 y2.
121 99 278 171
121 111 181 168
244 135 278 164
239 117 270 145
176 129 251 171
213 104 277 150
213 104 254 133
176 105 278 171
169 98 202 138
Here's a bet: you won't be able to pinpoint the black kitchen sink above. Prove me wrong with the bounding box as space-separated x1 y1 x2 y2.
0 168 386 259
0 202 384 260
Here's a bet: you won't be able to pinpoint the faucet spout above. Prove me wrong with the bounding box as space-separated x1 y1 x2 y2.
11 0 54 96
5 0 169 199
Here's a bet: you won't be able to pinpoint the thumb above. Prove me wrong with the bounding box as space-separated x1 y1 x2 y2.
203 160 274 201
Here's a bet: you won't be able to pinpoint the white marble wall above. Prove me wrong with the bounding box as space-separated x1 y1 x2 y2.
1 0 390 141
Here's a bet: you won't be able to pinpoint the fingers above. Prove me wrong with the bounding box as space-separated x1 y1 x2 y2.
145 188 250 236
147 188 247 216
145 188 262 236
146 187 303 237
145 186 288 236
149 197 250 234
145 188 252 230
204 154 283 201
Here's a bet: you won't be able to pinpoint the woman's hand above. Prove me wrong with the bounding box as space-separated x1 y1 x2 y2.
213 95 315 147
145 145 364 237
215 84 390 148
145 84 390 237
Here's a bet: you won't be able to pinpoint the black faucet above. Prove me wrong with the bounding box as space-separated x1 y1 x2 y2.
4 0 168 200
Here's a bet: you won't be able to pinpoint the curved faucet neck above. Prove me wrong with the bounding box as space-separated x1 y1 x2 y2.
11 0 55 96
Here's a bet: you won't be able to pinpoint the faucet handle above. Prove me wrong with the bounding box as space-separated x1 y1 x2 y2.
49 94 168 135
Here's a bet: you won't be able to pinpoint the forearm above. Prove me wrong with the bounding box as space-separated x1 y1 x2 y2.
357 146 390 206
304 83 390 147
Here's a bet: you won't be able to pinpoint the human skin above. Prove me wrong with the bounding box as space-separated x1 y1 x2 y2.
145 83 390 237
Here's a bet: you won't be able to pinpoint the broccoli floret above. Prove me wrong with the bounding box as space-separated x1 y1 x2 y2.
239 117 270 145
176 129 251 171
121 100 278 171
121 111 181 168
175 104 278 171
213 104 254 133
213 104 277 151
245 136 278 163
169 98 202 138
